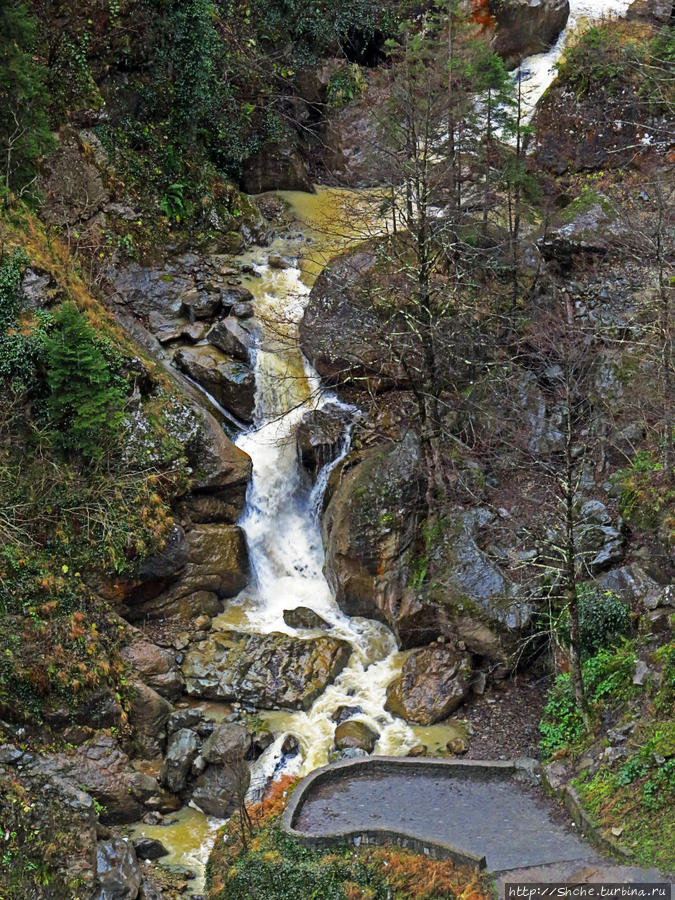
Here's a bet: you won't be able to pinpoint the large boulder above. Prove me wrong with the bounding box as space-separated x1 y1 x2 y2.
24 734 164 825
182 406 252 523
200 723 251 765
385 643 472 725
127 680 172 759
190 758 251 819
333 720 379 753
174 345 255 424
283 607 331 630
125 525 249 621
181 629 352 709
207 317 257 364
93 838 142 900
322 435 423 626
160 728 200 793
489 0 570 68
299 247 408 391
121 638 183 701
39 134 109 227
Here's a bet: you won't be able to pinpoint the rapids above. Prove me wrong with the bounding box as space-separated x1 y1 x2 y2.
131 0 636 876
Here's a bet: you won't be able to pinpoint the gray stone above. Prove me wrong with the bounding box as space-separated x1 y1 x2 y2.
283 607 331 630
160 729 200 793
173 346 255 424
334 720 379 753
191 760 250 819
133 837 169 860
207 317 256 363
200 723 251 765
94 838 142 900
181 629 351 710
490 0 570 67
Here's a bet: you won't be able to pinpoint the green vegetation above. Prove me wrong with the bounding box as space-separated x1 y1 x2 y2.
558 584 632 661
559 21 675 113
0 2 54 199
539 642 638 758
206 776 492 900
45 302 126 459
615 449 675 535
0 227 188 724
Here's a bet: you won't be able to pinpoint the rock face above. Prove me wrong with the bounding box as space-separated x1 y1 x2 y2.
334 720 379 753
322 436 423 626
125 525 249 621
181 629 352 709
240 132 312 194
296 405 351 481
299 247 408 390
174 345 255 423
191 758 250 818
24 734 166 825
489 0 570 68
385 644 472 725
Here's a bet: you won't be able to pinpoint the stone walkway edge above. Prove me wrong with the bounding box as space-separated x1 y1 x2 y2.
282 756 535 871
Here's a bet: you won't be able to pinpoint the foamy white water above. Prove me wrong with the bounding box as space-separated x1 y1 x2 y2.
516 0 635 118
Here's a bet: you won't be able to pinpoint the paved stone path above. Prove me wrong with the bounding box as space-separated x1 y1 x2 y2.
295 769 592 872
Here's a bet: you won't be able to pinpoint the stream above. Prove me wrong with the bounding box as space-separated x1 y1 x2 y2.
131 2 636 886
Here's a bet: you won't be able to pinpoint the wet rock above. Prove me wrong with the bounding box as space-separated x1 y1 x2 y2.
331 705 363 725
323 435 423 625
207 316 257 364
160 729 200 793
251 731 275 758
167 708 205 734
122 638 183 701
94 838 142 900
181 629 352 710
201 723 251 765
281 734 301 756
231 300 254 319
407 744 427 757
128 680 172 759
174 346 255 424
296 406 350 481
385 644 472 725
240 134 312 194
283 607 331 630
333 720 379 753
490 0 570 68
578 501 624 573
446 736 469 755
127 526 249 621
0 744 23 765
181 290 221 320
138 525 189 582
191 759 250 819
133 838 169 861
113 264 191 323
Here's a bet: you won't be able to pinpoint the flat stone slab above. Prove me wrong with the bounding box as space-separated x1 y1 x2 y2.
285 758 593 873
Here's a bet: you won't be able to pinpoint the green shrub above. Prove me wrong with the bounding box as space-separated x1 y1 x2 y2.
559 584 632 661
45 303 126 459
539 673 585 758
614 450 674 533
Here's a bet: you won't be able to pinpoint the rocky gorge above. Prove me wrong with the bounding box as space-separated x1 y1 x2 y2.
0 0 673 897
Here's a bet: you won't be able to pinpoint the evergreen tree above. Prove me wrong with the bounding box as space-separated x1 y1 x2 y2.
45 304 126 460
0 1 54 198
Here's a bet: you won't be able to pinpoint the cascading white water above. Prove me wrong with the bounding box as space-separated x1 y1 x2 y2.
214 220 422 785
134 0 638 869
516 0 636 118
